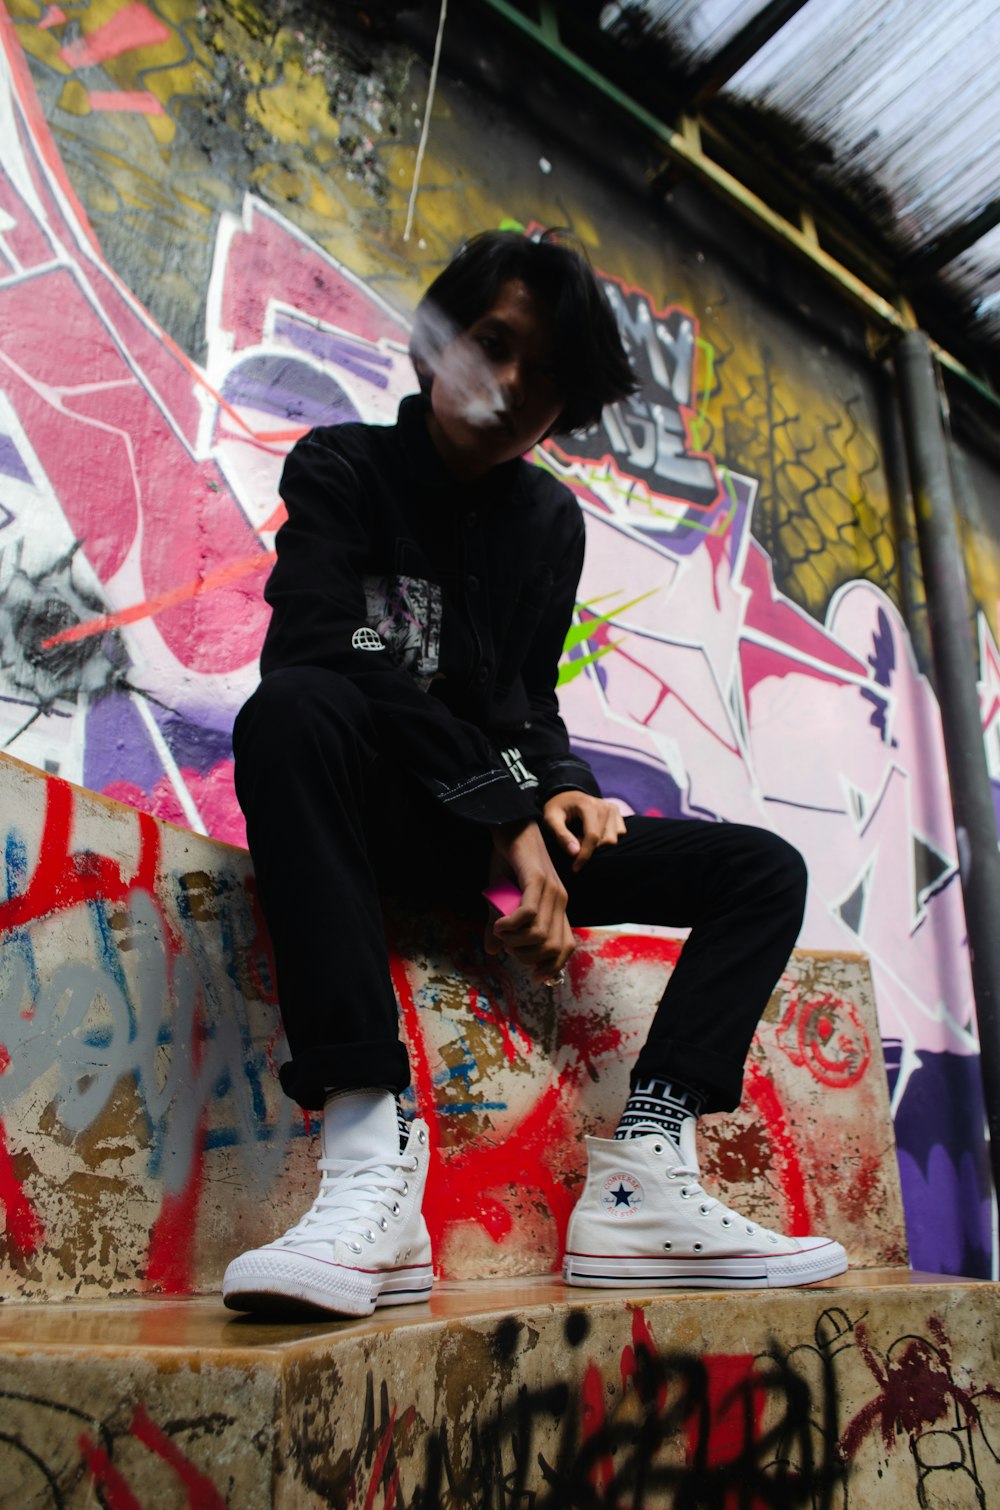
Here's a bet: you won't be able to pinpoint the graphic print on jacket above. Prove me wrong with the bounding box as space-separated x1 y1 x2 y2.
362 574 443 689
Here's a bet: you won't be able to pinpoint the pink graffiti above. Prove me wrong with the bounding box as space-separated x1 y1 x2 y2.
60 4 171 69
87 90 165 114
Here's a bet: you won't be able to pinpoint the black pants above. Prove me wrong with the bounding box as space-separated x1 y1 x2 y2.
234 667 807 1114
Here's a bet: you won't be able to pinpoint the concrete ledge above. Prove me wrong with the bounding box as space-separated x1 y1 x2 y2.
0 751 907 1301
2 1274 998 1506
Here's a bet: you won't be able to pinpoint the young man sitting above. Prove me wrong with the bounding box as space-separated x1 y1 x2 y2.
222 230 847 1317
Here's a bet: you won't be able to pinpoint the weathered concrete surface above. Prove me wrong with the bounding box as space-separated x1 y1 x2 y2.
0 753 905 1302
387 909 907 1280
1 1275 997 1507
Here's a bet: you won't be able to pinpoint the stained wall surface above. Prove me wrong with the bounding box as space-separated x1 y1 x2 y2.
3 1279 1000 1507
0 750 904 1301
0 0 996 1276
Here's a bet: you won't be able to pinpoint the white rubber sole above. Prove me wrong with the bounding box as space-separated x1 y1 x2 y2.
222 1249 435 1319
563 1239 848 1290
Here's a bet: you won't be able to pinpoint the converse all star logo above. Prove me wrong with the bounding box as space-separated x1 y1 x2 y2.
601 1172 643 1216
352 627 385 651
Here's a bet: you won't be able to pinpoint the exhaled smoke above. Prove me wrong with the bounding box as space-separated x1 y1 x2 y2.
420 300 507 428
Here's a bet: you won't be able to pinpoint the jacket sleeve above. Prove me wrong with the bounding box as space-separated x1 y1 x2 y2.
260 431 535 825
514 501 602 806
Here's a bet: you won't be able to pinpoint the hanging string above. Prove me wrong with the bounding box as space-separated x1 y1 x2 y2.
403 0 448 243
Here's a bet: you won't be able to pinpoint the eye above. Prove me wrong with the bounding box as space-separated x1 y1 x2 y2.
477 334 504 358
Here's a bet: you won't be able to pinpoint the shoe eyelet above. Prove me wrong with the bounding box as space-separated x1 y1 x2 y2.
391 1202 401 1217
721 1217 732 1228
680 1188 691 1200
663 1240 672 1251
745 1224 755 1234
402 1181 409 1196
379 1217 388 1231
769 1234 779 1245
418 1129 427 1145
653 1143 663 1154
699 1203 711 1215
348 1241 362 1254
693 1242 703 1252
364 1229 376 1243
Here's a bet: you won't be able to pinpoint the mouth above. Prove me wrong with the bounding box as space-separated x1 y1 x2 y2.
460 401 511 433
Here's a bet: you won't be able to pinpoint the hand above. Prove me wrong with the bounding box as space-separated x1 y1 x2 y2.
543 791 627 873
484 820 575 983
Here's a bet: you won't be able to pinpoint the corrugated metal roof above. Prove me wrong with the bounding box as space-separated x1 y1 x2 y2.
591 0 1000 369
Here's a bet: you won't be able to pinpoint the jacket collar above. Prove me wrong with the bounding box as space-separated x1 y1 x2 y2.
394 393 534 508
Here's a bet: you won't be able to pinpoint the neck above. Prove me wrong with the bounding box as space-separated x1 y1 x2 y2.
424 410 493 482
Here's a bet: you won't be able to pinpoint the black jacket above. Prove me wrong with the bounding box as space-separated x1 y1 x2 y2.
261 394 601 824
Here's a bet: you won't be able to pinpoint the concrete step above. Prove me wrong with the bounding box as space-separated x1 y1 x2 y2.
0 752 906 1302
1 1272 997 1507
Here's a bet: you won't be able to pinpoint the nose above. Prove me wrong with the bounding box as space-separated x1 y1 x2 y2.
499 359 525 410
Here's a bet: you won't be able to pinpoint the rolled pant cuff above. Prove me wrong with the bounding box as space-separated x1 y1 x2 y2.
630 1041 744 1115
279 1040 412 1110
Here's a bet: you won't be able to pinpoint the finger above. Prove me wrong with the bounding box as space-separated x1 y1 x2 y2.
571 812 604 871
602 808 625 846
545 809 581 859
530 927 576 983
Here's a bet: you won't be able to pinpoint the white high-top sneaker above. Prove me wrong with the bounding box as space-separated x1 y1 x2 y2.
563 1119 847 1289
223 1090 433 1317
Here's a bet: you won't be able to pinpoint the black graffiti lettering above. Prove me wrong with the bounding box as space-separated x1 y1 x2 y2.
561 282 721 511
7 1312 995 1506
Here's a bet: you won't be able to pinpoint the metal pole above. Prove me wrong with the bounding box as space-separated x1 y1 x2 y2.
893 329 1000 1212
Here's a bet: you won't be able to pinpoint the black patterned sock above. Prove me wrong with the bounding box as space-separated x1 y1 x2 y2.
614 1076 706 1145
395 1094 411 1153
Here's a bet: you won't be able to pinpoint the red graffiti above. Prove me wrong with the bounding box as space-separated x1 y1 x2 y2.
80 1406 226 1509
362 1407 400 1510
621 1307 768 1498
595 933 684 968
622 1304 669 1415
143 1120 207 1295
130 1405 226 1509
0 777 162 935
392 954 578 1258
840 1320 1000 1460
78 1434 143 1510
467 982 531 1066
0 1114 44 1261
744 1064 812 1236
686 1355 768 1507
580 1360 615 1496
776 991 871 1089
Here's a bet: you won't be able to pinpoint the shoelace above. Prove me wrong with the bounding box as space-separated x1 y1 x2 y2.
278 1153 419 1252
658 1149 775 1240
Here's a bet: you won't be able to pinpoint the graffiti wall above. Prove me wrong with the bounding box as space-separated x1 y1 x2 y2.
0 0 996 1276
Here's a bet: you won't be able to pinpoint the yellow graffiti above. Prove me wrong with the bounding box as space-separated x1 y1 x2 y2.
7 0 998 646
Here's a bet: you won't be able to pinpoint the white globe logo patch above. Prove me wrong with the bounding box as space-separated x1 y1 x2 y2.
601 1172 643 1217
352 627 385 652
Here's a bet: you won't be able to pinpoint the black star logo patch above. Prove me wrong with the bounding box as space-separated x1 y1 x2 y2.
611 1182 634 1207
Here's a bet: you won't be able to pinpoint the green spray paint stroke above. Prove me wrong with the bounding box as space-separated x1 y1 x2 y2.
557 587 658 686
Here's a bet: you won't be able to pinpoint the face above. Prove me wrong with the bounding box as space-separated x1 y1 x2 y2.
426 279 564 479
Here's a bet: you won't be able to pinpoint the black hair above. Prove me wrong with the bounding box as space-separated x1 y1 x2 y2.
409 229 637 434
